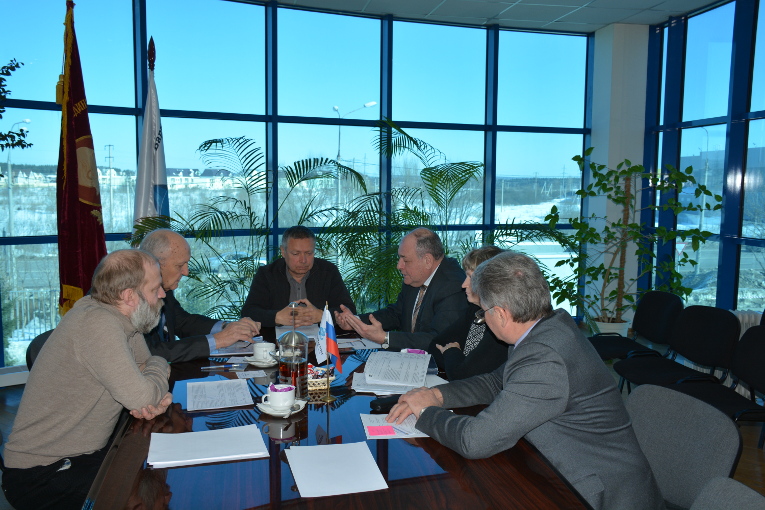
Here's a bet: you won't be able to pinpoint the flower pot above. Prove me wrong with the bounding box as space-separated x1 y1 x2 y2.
593 321 629 337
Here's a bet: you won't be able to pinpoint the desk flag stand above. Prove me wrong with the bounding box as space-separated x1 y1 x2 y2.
320 302 337 403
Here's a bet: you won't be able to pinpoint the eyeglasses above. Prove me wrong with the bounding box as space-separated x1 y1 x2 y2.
474 306 496 325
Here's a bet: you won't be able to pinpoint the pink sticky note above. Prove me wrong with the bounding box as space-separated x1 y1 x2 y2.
367 425 396 436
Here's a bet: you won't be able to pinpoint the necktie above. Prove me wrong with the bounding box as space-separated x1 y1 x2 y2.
158 312 167 342
411 285 427 332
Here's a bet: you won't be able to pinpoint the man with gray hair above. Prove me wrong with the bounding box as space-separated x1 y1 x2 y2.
140 229 261 363
387 251 664 510
336 228 467 350
3 249 172 510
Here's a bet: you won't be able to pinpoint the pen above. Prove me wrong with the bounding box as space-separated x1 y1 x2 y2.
201 364 245 370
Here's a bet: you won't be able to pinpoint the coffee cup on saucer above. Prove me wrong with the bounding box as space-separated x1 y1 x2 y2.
253 342 276 363
262 384 295 412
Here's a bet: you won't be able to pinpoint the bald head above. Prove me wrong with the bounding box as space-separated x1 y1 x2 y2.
139 229 190 291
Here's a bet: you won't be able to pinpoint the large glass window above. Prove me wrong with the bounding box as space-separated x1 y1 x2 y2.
495 132 582 224
498 32 586 128
682 3 734 121
750 1 765 112
147 0 265 114
393 22 485 124
278 10 380 119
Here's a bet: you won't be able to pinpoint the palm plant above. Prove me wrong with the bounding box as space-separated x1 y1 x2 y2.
131 136 366 319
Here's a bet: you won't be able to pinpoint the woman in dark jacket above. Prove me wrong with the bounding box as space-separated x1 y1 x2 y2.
429 246 509 380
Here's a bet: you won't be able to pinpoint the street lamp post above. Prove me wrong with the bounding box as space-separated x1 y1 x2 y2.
333 102 377 162
6 119 31 236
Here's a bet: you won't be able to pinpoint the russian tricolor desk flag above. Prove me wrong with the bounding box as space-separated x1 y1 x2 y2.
317 305 342 373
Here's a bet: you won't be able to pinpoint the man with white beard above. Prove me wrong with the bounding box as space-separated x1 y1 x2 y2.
2 249 172 510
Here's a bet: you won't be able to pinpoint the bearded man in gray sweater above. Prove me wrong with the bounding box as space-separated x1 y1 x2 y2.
2 249 172 510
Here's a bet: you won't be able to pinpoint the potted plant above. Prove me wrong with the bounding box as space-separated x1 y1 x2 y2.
545 148 722 334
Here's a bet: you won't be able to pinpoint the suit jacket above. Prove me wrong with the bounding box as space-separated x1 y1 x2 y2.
240 258 356 327
144 290 218 363
366 257 467 350
417 309 665 510
428 303 509 380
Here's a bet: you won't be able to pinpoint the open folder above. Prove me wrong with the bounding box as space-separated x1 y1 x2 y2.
147 424 268 468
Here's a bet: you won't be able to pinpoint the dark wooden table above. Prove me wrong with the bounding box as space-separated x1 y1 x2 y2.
85 338 590 510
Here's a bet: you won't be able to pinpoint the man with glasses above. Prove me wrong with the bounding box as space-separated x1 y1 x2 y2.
387 251 664 510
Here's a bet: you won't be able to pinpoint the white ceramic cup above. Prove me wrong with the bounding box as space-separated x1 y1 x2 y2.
262 384 295 411
254 342 276 362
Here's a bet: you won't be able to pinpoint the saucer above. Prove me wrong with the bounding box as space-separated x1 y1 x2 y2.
244 356 278 368
257 399 307 418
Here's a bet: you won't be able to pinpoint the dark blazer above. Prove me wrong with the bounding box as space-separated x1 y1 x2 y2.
428 303 509 380
366 257 467 351
417 310 665 510
144 290 218 363
240 258 356 327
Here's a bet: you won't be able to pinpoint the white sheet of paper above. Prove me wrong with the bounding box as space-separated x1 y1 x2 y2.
147 424 268 468
363 351 431 386
360 413 429 439
285 442 387 497
276 324 319 341
236 370 266 379
186 379 253 411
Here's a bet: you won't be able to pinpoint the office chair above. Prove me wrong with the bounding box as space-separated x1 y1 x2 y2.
689 476 765 510
26 329 54 370
626 384 742 509
588 290 684 360
613 306 740 393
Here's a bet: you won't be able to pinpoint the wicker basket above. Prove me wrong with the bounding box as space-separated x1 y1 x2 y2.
307 375 336 390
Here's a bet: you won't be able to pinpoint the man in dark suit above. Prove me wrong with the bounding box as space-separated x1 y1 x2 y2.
140 229 261 362
336 228 467 350
387 252 664 510
240 225 355 327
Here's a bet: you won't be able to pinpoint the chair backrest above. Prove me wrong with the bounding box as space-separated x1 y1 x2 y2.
669 306 740 370
631 290 684 345
689 476 765 510
731 324 765 393
626 384 742 509
26 329 54 370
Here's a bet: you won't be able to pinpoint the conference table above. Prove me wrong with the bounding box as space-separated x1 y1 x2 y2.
84 332 590 510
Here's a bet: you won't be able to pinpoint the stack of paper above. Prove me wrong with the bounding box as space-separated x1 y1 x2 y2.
360 414 429 439
336 336 381 350
186 379 254 411
285 442 387 497
351 372 447 395
147 424 269 468
364 351 431 386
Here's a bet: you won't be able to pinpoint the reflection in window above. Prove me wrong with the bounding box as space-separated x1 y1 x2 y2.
278 10 380 119
745 120 765 240
498 32 586 128
495 132 582 224
147 0 265 114
677 125 725 234
683 3 734 121
393 22 485 124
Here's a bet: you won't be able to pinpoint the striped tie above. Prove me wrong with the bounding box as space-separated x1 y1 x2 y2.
411 285 427 332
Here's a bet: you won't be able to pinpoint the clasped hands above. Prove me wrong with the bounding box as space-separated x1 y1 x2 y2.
213 317 261 349
386 386 444 424
274 299 322 327
334 304 386 343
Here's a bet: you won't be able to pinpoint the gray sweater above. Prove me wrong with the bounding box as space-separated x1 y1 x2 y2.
5 296 169 469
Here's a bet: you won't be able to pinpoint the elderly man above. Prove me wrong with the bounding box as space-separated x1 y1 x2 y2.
140 229 261 363
240 225 355 327
387 252 665 510
2 250 173 510
336 228 467 350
